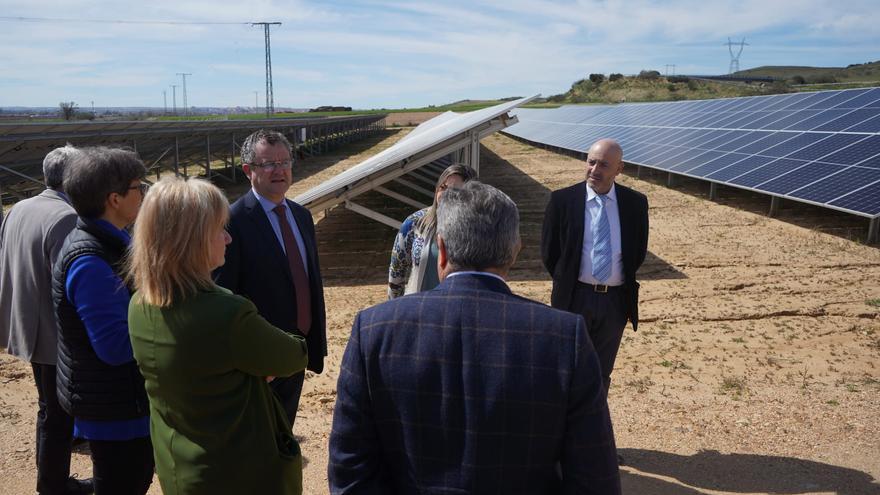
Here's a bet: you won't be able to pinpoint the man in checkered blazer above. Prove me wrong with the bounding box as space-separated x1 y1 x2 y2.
329 181 620 494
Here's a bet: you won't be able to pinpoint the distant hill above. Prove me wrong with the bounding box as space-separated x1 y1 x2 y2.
734 61 880 84
541 72 789 105
541 62 880 106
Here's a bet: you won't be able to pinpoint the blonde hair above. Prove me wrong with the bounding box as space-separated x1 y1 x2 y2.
128 176 229 307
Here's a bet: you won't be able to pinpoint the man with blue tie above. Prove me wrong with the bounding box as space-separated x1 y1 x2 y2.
214 129 327 427
329 181 620 494
541 138 649 389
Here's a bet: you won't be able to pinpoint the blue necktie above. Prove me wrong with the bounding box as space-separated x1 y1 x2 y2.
591 194 612 283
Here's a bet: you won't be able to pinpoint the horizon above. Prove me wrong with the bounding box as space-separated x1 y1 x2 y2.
2 0 878 109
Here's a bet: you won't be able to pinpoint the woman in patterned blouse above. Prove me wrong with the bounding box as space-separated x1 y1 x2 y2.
387 163 477 298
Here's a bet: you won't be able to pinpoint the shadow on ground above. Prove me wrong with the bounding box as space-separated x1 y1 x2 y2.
619 448 880 495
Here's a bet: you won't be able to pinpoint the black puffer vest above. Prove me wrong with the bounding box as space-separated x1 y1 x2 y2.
52 218 148 420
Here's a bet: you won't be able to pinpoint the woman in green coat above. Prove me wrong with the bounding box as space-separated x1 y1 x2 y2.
127 177 308 495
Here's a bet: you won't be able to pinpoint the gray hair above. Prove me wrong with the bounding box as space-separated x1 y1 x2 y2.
43 144 81 190
240 129 293 165
436 181 520 271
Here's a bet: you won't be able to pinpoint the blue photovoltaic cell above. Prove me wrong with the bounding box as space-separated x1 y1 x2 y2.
832 88 880 109
763 110 820 130
808 89 870 109
786 134 866 161
758 162 846 195
784 91 841 110
760 94 801 111
670 150 727 171
713 131 769 151
729 158 810 188
707 155 778 182
791 166 880 203
663 129 704 146
758 133 824 158
815 135 880 165
846 115 880 133
736 132 799 155
784 109 851 131
687 152 750 176
812 109 878 131
741 111 793 129
829 182 880 215
854 155 880 169
506 88 880 218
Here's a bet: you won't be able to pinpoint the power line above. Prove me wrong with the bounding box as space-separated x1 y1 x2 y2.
0 16 251 25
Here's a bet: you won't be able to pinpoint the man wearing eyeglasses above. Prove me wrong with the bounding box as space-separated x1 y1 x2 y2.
214 129 327 428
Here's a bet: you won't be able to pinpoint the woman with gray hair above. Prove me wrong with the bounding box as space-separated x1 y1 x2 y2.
388 163 477 298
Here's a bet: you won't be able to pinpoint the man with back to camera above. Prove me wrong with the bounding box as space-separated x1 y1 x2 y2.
329 181 621 494
214 129 327 428
0 145 94 495
541 138 649 389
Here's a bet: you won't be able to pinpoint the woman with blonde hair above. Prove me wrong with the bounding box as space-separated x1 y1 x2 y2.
388 163 477 298
127 176 308 495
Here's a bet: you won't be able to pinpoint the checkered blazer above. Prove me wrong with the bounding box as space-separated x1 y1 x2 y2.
328 273 620 494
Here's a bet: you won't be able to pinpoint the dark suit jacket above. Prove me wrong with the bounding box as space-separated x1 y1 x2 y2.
328 273 620 495
541 182 649 330
214 190 327 374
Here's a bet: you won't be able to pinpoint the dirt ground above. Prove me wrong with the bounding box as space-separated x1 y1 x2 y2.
2 129 879 494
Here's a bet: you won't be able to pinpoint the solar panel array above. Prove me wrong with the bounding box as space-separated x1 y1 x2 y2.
503 88 880 218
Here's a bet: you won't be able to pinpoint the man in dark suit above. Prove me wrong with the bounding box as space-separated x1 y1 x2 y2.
329 181 620 495
541 138 649 388
214 129 327 427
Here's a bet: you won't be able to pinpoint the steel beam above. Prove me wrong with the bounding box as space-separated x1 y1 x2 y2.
374 186 429 209
344 200 401 229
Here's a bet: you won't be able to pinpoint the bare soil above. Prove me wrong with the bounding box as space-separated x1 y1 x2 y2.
383 112 442 127
2 129 879 494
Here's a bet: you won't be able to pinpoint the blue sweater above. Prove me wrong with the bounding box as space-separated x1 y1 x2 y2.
65 219 149 441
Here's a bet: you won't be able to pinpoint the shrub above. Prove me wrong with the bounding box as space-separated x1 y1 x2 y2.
638 70 661 80
609 73 624 82
589 73 605 84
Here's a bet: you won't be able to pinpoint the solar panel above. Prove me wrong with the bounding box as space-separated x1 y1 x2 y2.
504 88 880 220
295 96 537 228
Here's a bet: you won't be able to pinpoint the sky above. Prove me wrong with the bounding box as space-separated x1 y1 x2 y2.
1 0 878 109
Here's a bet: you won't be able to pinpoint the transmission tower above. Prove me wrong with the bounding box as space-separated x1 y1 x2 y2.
724 37 748 74
170 84 178 115
177 73 192 116
253 22 281 117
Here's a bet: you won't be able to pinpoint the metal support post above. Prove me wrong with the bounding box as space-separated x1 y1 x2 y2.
709 182 718 200
769 196 780 217
206 135 212 179
174 136 180 176
230 133 236 182
667 172 675 187
868 217 878 244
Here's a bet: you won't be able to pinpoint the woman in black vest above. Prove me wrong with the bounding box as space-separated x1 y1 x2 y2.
53 147 153 495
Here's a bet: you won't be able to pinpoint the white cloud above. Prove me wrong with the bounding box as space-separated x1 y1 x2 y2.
1 0 877 107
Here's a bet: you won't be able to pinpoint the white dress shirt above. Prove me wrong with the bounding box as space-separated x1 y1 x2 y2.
253 189 310 275
578 183 624 286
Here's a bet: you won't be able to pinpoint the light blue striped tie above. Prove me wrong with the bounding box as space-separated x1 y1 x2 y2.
591 194 612 283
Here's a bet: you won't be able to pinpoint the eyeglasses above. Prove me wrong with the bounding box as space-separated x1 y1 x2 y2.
253 160 293 172
127 183 150 195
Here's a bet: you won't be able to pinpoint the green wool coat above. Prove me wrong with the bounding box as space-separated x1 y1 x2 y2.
129 285 308 495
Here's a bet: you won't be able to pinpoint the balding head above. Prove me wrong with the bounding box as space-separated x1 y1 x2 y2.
585 138 624 194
